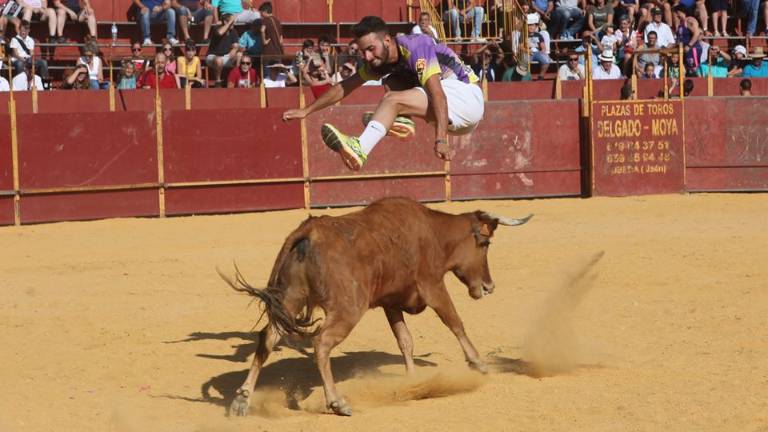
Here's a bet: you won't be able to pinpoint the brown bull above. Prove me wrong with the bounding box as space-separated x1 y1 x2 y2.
221 197 532 417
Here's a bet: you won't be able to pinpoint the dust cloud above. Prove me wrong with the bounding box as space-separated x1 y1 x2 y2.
521 251 604 377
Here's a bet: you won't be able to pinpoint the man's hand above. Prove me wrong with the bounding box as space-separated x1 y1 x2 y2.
283 108 308 122
152 5 161 12
434 138 452 161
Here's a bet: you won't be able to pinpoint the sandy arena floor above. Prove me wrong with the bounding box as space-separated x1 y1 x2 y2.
0 193 766 432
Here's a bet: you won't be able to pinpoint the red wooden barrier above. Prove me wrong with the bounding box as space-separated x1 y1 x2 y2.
163 108 304 214
16 111 159 223
685 97 768 191
451 101 582 199
0 114 14 226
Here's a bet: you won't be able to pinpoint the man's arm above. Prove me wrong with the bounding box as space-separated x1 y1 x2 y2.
282 72 366 121
422 73 450 160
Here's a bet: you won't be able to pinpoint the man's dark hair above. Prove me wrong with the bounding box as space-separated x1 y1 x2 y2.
318 34 334 45
258 2 272 13
20 20 30 28
302 39 315 49
647 31 657 38
352 16 388 39
740 78 752 91
419 12 430 19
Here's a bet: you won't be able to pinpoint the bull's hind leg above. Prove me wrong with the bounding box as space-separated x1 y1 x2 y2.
384 308 416 375
424 282 488 374
228 325 280 417
312 315 360 416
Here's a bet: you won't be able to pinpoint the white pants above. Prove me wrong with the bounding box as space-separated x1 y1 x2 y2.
415 78 485 135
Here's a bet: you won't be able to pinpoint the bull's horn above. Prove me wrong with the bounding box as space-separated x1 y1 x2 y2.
484 212 533 226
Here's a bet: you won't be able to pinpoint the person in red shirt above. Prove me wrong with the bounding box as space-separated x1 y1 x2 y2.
138 53 178 89
227 54 259 88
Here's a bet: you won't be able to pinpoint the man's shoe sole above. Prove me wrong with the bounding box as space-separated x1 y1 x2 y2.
321 124 363 171
362 112 416 138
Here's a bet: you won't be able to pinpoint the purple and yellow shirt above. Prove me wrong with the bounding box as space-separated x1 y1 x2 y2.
358 34 479 86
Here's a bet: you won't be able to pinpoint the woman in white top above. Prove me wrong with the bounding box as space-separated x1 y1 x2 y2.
77 43 102 89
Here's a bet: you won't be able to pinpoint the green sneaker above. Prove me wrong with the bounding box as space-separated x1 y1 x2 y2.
361 112 416 139
321 123 367 171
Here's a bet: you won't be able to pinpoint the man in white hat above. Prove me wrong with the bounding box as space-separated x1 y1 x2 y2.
742 47 768 78
527 13 551 80
728 45 748 77
592 49 622 79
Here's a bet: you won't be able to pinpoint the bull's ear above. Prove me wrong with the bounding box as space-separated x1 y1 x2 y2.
479 220 498 237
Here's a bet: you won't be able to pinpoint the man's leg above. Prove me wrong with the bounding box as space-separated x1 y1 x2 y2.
322 88 430 170
140 9 151 42
165 8 177 40
565 7 585 37
177 6 191 40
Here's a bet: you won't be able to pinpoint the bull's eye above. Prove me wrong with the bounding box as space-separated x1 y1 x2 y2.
479 240 491 248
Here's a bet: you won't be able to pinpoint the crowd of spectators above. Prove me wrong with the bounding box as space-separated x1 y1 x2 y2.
1 0 767 93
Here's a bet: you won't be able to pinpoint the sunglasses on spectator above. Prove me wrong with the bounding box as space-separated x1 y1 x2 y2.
163 47 172 51
569 57 578 61
132 48 141 52
241 62 252 65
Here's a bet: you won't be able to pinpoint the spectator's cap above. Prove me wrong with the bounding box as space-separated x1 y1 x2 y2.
651 7 662 15
733 45 747 56
749 47 766 59
266 62 290 69
526 13 540 25
598 49 615 62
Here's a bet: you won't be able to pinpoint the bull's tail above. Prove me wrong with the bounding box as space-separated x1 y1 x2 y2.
218 247 320 338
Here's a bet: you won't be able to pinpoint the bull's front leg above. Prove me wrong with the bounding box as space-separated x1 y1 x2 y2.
384 308 416 375
229 325 280 416
424 283 488 374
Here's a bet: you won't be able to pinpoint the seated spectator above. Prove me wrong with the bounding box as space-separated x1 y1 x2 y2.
644 7 675 47
600 23 620 51
133 0 178 46
61 64 90 89
698 45 730 77
137 52 178 88
635 31 660 76
527 13 551 80
575 30 599 66
593 48 622 79
640 62 658 78
301 54 332 98
117 58 138 89
205 17 238 85
332 60 355 83
234 0 260 24
586 0 613 35
317 34 335 73
441 0 486 41
292 38 314 74
52 0 96 41
212 0 242 35
9 21 48 79
238 18 263 65
339 40 363 69
528 0 553 33
739 78 752 96
472 42 504 81
411 12 438 40
130 41 148 72
12 58 44 90
177 39 204 87
77 42 103 89
227 53 257 87
616 17 639 75
551 0 584 40
263 60 296 87
742 47 768 78
728 45 747 77
159 42 177 73
558 53 584 80
615 0 638 27
17 0 57 42
172 0 213 43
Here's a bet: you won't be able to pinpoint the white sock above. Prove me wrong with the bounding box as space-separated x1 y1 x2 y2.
358 120 387 155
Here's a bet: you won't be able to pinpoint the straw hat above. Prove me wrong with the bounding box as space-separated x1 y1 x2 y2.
749 47 766 59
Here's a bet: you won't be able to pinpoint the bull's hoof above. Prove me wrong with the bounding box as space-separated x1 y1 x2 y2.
468 360 489 374
328 399 353 416
228 393 250 417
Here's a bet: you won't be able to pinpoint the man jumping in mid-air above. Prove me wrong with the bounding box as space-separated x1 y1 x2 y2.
282 15 485 171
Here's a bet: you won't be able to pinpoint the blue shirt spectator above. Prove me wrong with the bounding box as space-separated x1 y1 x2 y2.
239 20 263 57
212 0 242 15
742 57 768 78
